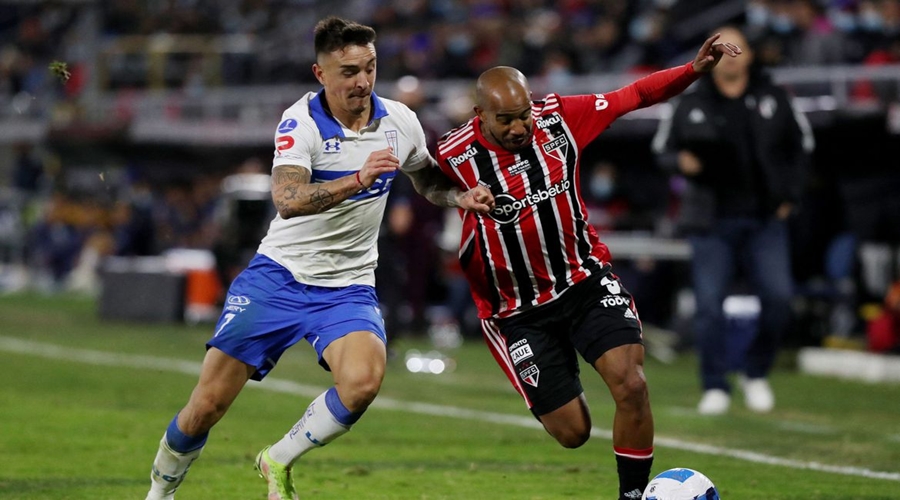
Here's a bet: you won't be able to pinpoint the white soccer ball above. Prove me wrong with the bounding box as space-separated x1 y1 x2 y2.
642 468 720 500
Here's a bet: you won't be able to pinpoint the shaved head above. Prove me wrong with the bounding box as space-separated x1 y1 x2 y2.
475 66 531 110
475 66 534 151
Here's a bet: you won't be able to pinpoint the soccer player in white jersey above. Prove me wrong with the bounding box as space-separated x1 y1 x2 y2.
145 17 494 500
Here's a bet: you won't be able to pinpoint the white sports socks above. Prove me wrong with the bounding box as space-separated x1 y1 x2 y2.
146 436 203 500
267 389 352 465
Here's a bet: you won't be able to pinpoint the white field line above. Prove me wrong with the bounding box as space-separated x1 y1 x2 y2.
3 335 899 482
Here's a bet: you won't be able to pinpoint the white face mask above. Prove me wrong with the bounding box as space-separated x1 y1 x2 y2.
746 3 770 27
829 10 857 32
770 13 795 34
629 16 654 42
859 9 885 32
590 175 615 200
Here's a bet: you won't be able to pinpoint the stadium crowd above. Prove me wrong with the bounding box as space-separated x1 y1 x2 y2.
1 1 899 351
2 0 900 95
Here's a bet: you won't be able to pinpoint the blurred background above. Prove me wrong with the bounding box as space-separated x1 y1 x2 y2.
1 0 899 374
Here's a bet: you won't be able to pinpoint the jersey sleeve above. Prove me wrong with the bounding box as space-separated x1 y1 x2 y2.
399 108 432 173
434 139 458 181
557 62 698 145
271 108 316 172
555 93 622 145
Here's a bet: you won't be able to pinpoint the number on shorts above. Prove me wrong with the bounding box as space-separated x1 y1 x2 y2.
214 313 236 337
600 276 621 295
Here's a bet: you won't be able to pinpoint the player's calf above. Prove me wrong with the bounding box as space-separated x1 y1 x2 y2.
145 415 208 500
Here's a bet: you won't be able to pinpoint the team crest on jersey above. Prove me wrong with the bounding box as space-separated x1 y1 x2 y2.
542 135 569 163
384 130 398 152
519 362 540 387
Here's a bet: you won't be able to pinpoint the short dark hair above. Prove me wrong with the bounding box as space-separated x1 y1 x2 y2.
314 17 376 56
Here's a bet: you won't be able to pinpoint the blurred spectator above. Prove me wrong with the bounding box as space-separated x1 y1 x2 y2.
629 5 679 71
211 157 273 291
11 142 45 193
112 179 156 257
581 158 678 329
26 192 86 290
653 26 814 415
583 160 628 232
851 0 900 101
867 279 900 352
783 0 847 66
5 0 898 96
377 76 451 336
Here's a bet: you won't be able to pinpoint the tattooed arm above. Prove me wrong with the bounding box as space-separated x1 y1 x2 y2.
271 165 361 218
406 164 462 208
272 148 400 219
406 158 495 214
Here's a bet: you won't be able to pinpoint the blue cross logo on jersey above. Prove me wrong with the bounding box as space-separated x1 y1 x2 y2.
385 130 398 152
323 139 341 154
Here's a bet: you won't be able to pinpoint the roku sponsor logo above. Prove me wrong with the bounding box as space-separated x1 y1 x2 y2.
535 114 561 129
448 147 478 167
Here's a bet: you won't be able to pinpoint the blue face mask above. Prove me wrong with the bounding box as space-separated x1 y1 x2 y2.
830 10 857 32
629 16 654 42
770 14 795 34
590 176 615 200
446 33 472 55
858 10 884 32
746 4 770 28
546 67 572 88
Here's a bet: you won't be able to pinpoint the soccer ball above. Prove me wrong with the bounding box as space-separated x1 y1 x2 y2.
642 468 720 500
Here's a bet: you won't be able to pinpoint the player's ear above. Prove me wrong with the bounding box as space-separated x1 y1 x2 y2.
474 106 484 121
312 63 325 85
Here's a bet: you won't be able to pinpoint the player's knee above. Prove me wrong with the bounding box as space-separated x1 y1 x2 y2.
181 398 228 434
611 371 649 409
551 426 590 449
339 372 383 412
543 415 591 449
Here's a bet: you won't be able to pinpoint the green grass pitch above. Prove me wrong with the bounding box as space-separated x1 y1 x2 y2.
0 293 898 499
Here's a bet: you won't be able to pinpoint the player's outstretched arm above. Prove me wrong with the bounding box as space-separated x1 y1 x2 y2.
691 33 742 73
406 162 494 213
272 149 399 218
612 33 743 114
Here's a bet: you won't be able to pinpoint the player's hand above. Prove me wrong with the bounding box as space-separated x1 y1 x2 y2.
775 202 794 219
692 33 742 73
678 150 703 176
456 185 495 213
359 148 399 188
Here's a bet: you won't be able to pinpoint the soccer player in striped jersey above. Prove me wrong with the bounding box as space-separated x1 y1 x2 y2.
434 34 742 500
144 17 492 500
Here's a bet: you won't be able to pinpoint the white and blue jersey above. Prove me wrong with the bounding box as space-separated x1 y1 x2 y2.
259 90 431 287
208 91 432 379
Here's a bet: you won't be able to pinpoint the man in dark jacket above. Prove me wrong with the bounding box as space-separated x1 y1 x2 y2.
652 26 814 415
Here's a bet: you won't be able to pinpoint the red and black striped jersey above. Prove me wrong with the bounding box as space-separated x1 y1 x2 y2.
436 62 698 319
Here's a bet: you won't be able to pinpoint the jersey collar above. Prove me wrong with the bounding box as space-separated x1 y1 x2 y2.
309 90 389 140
